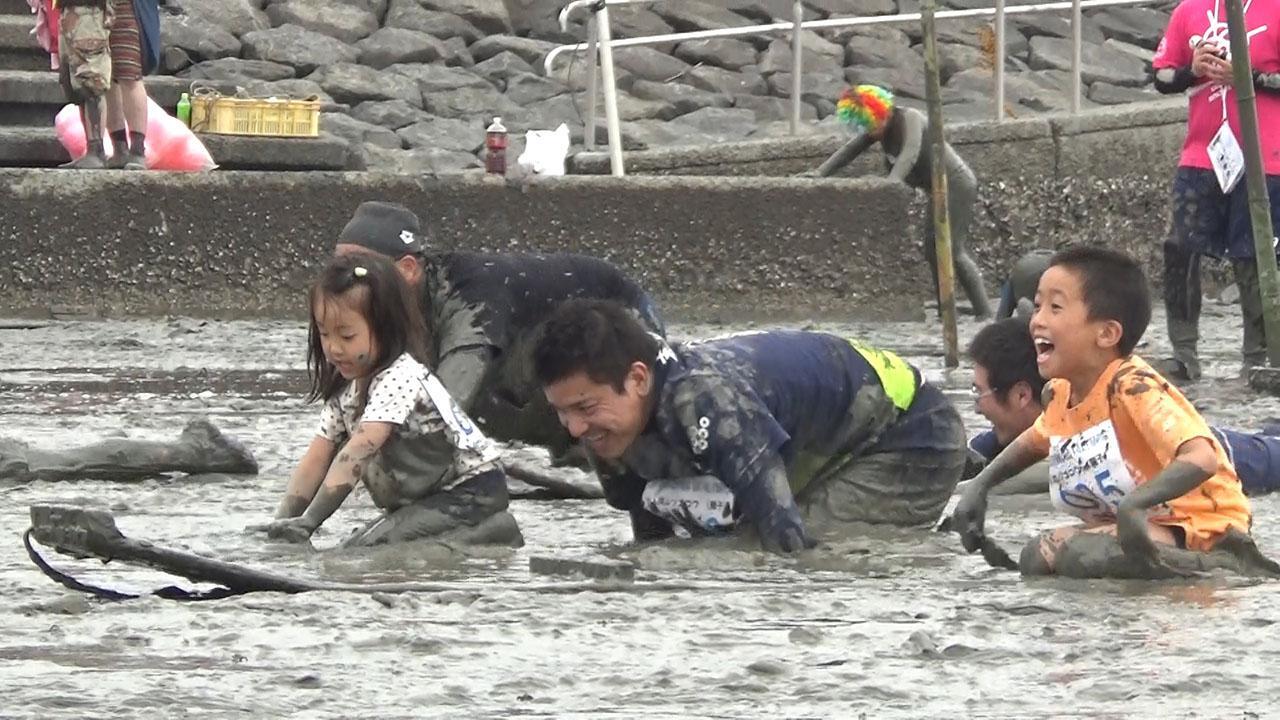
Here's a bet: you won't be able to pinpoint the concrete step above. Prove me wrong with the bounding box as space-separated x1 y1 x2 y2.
0 126 351 170
0 15 47 72
0 69 229 126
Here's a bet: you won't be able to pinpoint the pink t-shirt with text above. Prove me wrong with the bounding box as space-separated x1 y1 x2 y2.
1153 0 1280 175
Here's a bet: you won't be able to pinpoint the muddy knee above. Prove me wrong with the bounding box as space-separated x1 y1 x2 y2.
1019 534 1056 576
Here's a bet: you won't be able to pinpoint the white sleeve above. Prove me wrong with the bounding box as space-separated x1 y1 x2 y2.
317 398 346 442
360 359 422 427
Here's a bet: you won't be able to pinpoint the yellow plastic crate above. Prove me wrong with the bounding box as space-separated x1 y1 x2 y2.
189 94 321 138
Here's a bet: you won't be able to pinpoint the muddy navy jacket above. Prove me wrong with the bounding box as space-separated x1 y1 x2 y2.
966 426 1280 496
422 251 664 445
597 330 955 550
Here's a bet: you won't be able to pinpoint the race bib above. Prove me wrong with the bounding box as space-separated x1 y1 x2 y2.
1209 121 1245 194
420 372 500 464
1047 420 1138 523
641 475 736 533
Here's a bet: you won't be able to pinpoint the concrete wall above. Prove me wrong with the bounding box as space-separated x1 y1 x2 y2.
571 100 1194 287
0 170 919 320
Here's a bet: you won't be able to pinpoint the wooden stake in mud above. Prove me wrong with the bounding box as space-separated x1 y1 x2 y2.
922 0 960 368
1225 0 1280 367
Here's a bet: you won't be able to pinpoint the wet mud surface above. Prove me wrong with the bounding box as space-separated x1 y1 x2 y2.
1 306 1278 718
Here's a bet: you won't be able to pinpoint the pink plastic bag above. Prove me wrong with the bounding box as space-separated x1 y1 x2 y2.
55 96 217 171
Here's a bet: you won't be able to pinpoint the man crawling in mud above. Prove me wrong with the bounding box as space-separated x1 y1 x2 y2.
531 299 968 554
952 246 1279 579
333 202 665 465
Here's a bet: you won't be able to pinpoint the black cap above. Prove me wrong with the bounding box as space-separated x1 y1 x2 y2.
337 201 427 257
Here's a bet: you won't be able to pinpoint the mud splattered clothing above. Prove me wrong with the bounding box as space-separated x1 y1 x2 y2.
595 331 967 551
967 425 1280 497
318 353 519 546
1026 355 1252 551
57 1 112 100
421 250 664 454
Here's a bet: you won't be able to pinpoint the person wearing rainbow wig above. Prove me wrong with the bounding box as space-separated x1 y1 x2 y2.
805 85 992 319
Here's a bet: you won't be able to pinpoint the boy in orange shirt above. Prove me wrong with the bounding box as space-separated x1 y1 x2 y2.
951 246 1267 578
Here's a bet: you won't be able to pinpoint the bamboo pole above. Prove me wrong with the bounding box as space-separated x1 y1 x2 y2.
1224 0 1280 366
922 0 960 368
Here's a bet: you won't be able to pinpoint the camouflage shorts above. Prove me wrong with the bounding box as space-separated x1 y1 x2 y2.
58 5 112 98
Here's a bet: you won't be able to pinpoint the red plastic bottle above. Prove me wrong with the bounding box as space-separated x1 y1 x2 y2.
485 116 508 175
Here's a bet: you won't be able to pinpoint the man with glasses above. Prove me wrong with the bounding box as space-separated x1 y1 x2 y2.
964 317 1280 496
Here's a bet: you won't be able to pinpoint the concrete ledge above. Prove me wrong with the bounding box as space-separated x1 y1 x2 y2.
0 15 35 51
0 69 221 106
0 126 350 169
0 169 918 320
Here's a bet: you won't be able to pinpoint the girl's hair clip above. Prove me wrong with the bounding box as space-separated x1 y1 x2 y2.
354 266 368 278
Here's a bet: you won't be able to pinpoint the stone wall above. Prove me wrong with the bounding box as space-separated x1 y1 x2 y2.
571 99 1192 285
0 170 917 320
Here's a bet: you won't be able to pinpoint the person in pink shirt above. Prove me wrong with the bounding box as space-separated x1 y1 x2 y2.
1152 0 1280 381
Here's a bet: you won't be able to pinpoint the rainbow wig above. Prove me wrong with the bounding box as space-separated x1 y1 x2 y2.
836 85 895 134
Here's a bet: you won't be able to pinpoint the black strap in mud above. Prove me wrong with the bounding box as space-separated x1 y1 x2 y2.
23 529 244 602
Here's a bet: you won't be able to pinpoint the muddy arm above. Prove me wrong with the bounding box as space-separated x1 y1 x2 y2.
886 111 924 184
275 436 335 518
268 423 393 542
811 134 874 177
951 432 1045 559
434 345 497 412
1115 437 1215 566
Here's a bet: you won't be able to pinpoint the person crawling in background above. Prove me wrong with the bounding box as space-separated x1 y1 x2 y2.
54 0 112 168
951 246 1278 579
261 254 522 549
803 84 992 319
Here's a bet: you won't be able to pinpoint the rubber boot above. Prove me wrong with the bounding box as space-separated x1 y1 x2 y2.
1234 258 1269 372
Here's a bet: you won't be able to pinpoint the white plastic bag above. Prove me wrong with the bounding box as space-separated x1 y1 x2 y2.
516 123 570 176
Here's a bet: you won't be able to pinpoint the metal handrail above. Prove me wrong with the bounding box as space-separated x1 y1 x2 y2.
545 0 1165 175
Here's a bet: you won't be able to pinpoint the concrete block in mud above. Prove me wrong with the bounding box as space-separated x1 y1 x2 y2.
529 555 636 582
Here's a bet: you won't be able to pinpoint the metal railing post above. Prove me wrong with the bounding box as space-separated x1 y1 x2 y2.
994 0 1006 121
1070 0 1082 112
594 3 625 176
585 15 599 151
791 0 803 134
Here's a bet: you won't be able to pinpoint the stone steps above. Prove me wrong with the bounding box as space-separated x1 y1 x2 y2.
0 69 211 125
0 14 46 72
0 0 28 16
0 125 351 170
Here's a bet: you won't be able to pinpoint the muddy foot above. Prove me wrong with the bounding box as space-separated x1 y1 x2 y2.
180 419 259 475
60 153 106 170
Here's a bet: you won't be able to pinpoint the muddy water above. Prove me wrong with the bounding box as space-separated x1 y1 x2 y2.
1 306 1278 719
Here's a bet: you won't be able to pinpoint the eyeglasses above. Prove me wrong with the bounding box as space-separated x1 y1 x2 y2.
970 385 999 403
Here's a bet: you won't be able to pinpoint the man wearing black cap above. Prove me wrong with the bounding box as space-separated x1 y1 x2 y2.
335 201 667 461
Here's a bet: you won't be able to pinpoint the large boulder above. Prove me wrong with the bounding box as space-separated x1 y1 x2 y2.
674 39 758 71
423 85 523 119
242 25 359 75
385 0 485 42
937 42 987 83
804 0 896 16
724 0 797 22
309 63 424 107
244 79 333 103
734 93 818 122
1010 14 1105 44
548 58 635 91
468 35 557 65
265 0 379 44
630 79 732 116
161 13 241 61
321 112 404 149
168 0 268 38
654 1 755 34
419 0 513 34
669 107 758 144
351 99 431 129
845 65 926 102
758 35 844 76
845 36 924 74
611 7 676 51
1087 7 1169 49
473 51 535 85
503 0 580 42
179 57 296 82
442 37 476 67
523 94 583 132
503 72 567 104
1027 36 1149 87
687 65 769 96
1088 81 1162 105
397 117 485 152
767 70 847 115
385 63 492 93
357 28 447 69
613 47 692 83
613 92 679 122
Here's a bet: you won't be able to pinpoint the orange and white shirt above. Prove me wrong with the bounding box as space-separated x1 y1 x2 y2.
1026 355 1250 551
